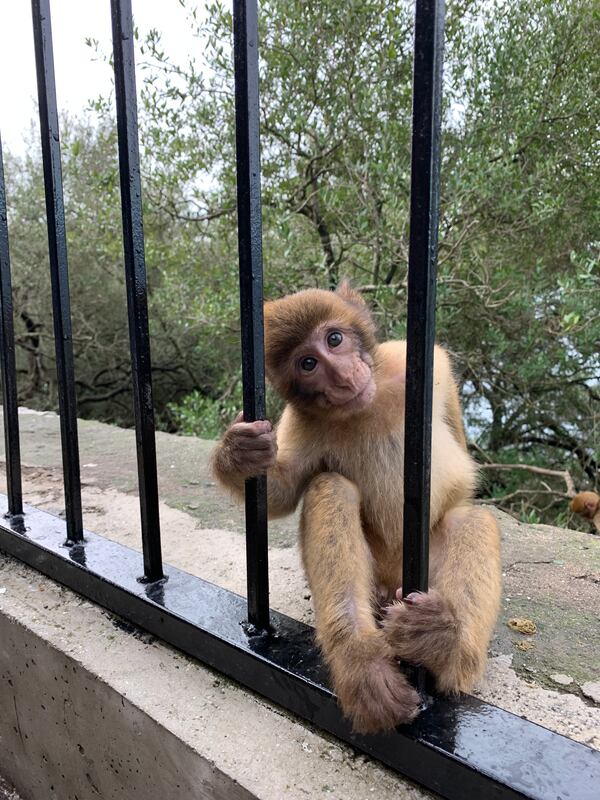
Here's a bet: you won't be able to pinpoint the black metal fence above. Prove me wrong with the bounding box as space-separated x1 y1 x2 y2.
0 2 598 799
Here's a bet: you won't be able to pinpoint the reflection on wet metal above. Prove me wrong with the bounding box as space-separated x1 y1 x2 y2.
5 513 27 536
144 577 168 606
68 543 86 567
0 494 598 800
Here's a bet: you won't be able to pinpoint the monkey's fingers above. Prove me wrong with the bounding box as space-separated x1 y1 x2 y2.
335 655 421 734
233 434 277 451
236 453 277 475
382 591 459 674
228 420 273 437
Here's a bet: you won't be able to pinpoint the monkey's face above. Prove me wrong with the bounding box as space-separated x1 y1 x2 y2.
289 323 376 416
264 285 379 417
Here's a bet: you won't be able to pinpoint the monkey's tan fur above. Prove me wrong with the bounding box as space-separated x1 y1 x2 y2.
213 283 501 734
570 490 600 532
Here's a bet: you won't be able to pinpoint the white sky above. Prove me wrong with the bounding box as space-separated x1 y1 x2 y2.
0 0 199 155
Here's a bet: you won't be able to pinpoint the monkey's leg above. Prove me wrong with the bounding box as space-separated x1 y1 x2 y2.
382 506 501 693
300 472 420 734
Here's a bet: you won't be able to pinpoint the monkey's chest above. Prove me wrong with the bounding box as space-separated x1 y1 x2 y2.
321 435 405 545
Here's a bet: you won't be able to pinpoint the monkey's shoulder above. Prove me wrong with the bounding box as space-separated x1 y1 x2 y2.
376 339 407 368
376 340 454 380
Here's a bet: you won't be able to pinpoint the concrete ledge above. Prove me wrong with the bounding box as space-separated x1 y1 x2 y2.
0 553 431 800
0 412 598 798
0 606 254 800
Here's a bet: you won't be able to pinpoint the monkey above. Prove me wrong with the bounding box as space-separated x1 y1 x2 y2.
570 491 600 533
212 282 501 734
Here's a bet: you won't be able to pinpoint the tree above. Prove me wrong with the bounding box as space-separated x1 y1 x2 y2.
137 0 599 521
4 117 240 430
4 0 598 524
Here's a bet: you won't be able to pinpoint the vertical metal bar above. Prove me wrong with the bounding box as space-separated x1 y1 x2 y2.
402 1 445 600
0 135 24 519
31 0 83 543
232 0 270 632
110 0 163 582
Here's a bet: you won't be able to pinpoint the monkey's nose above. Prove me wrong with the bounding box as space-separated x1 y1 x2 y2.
331 370 354 389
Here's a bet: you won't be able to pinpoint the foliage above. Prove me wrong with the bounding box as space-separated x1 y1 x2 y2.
168 390 237 440
3 0 599 526
4 118 240 429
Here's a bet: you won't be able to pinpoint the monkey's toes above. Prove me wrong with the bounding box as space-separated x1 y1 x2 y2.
335 657 421 735
382 590 459 669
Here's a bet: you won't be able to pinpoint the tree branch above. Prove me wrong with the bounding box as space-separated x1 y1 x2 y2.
478 462 576 497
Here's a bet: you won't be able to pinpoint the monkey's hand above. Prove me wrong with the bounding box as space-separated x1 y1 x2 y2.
213 412 278 483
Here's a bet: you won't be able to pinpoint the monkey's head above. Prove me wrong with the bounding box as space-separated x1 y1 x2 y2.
264 282 378 417
569 491 600 519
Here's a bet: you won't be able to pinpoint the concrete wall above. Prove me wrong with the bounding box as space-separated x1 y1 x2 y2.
0 553 432 800
0 612 254 800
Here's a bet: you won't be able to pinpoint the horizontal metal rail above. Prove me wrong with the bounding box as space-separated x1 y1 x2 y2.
0 498 598 800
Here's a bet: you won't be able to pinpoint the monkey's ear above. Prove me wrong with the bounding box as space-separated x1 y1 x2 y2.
336 280 367 309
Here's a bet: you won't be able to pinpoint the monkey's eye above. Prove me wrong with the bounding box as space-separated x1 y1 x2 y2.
327 331 343 348
300 356 318 372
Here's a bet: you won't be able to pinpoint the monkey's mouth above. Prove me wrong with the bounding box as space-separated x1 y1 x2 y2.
323 378 376 411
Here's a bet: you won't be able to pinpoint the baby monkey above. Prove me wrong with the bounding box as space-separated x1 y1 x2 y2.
213 282 501 734
570 491 600 533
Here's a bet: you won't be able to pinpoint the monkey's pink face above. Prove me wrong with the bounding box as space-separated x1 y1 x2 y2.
290 324 376 415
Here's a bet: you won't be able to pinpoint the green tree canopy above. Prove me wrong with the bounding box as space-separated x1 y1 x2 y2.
4 0 599 526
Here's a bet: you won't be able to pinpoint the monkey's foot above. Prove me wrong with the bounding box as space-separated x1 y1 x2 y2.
332 651 421 734
381 589 460 678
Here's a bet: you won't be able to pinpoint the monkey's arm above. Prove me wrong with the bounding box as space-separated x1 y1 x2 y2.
444 375 468 451
212 408 317 518
381 340 467 451
301 473 420 733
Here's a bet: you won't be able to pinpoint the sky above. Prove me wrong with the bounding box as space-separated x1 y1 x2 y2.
0 0 200 155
